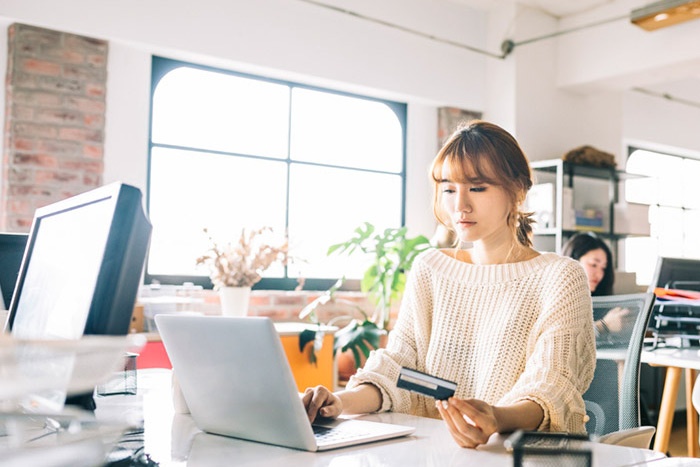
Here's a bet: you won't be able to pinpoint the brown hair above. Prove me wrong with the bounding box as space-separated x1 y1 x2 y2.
430 120 535 247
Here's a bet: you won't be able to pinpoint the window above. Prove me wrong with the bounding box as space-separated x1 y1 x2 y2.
624 148 700 285
147 57 407 289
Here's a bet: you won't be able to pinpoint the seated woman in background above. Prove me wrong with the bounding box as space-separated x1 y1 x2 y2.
303 120 596 448
562 232 633 340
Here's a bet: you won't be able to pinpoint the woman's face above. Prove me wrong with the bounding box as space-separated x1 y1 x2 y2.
579 248 607 293
439 164 512 245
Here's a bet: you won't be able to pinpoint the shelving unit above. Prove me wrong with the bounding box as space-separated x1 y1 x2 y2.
528 159 644 266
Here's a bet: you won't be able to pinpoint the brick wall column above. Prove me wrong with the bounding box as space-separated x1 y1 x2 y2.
2 23 108 231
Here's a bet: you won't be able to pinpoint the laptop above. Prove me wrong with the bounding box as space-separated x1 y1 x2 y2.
155 314 415 451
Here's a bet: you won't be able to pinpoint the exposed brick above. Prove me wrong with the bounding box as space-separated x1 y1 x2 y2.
64 34 107 54
255 308 295 321
4 24 107 229
83 173 102 186
37 76 84 94
35 169 80 184
85 83 106 98
63 64 106 81
58 127 103 143
60 159 103 173
43 49 85 65
86 54 106 68
12 105 34 120
11 90 62 107
7 199 31 214
13 152 59 168
249 295 271 306
35 108 82 125
13 138 34 151
8 167 33 183
20 58 61 76
9 184 53 197
83 114 104 128
14 123 58 139
10 72 38 89
16 24 62 48
37 139 82 157
63 96 105 113
82 143 103 158
273 294 307 306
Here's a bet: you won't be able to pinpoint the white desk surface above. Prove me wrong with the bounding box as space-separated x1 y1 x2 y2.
642 347 700 370
93 369 667 467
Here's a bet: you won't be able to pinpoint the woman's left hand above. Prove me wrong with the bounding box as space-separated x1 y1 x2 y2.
435 397 499 448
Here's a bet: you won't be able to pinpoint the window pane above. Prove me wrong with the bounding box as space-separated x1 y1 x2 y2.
287 165 402 279
656 207 683 258
683 159 700 209
290 88 403 172
684 209 700 258
625 237 656 286
148 147 288 276
152 67 290 158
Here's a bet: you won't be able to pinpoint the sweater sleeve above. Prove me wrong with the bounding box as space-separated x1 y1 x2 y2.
498 259 596 433
345 255 431 413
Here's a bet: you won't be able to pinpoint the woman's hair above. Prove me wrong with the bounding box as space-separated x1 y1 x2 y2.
561 232 614 296
430 120 535 247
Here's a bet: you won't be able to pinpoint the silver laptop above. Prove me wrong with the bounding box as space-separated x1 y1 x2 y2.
155 314 415 451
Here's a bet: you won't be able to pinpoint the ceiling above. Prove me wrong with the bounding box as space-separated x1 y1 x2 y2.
445 0 700 108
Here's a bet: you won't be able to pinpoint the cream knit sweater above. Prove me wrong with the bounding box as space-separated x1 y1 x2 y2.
347 249 596 433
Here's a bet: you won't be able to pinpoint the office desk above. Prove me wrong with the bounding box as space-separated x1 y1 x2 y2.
642 348 700 457
94 369 666 467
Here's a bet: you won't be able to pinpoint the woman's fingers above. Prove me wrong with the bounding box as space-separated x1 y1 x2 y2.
302 386 342 423
436 399 490 448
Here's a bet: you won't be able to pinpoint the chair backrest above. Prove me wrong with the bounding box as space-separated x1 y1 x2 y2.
582 292 656 437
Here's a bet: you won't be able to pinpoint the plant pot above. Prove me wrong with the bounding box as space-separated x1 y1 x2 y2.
218 286 251 316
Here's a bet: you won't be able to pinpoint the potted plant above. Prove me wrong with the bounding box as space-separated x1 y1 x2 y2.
196 226 288 316
299 222 431 374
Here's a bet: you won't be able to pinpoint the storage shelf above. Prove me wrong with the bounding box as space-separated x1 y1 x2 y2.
528 158 649 259
530 160 643 181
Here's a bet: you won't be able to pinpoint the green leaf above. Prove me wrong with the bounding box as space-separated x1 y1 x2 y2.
299 329 316 353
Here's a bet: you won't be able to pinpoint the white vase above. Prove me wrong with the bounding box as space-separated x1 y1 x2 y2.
218 286 251 316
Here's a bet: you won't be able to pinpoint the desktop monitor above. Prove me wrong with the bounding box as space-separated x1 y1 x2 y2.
647 256 700 293
0 232 28 310
4 182 152 339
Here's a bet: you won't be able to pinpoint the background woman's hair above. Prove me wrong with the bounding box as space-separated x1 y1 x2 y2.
430 120 535 247
561 232 615 296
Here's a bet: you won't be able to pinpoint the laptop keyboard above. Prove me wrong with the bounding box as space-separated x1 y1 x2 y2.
313 424 371 443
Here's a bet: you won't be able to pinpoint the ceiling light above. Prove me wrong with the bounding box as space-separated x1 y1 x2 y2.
631 0 700 30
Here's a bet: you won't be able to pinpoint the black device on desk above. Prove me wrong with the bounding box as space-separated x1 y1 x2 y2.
4 182 152 410
647 256 700 348
0 232 28 311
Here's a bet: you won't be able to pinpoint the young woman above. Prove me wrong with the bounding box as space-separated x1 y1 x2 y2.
302 121 596 448
562 232 631 337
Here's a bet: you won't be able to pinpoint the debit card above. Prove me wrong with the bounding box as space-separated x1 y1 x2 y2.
396 367 457 400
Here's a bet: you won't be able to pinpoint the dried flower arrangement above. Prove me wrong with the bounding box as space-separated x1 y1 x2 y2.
196 227 288 289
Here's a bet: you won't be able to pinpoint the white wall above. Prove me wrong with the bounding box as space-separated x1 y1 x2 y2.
0 0 492 239
2 0 700 240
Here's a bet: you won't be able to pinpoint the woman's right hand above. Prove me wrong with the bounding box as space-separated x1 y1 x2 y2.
301 385 343 423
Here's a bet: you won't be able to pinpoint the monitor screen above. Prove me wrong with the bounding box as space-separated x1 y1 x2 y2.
648 256 700 293
0 233 28 310
4 182 152 339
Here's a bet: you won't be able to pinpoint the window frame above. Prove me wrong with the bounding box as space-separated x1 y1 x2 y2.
145 56 408 291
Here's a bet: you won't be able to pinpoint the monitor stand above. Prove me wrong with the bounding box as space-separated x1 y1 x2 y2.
65 391 96 411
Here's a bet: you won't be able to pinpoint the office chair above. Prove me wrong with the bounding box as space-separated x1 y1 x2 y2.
583 292 657 448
